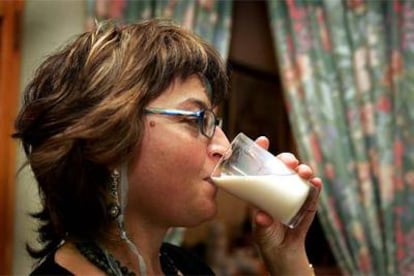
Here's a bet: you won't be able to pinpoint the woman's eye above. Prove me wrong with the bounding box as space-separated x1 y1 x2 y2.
180 117 198 127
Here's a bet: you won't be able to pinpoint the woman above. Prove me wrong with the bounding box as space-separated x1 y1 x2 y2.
14 19 321 275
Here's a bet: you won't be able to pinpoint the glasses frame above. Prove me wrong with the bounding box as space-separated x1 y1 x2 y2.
145 108 222 138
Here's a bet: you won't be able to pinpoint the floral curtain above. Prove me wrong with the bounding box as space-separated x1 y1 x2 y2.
267 0 414 275
85 0 233 59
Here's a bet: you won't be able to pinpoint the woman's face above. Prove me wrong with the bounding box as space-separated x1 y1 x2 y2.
127 75 230 228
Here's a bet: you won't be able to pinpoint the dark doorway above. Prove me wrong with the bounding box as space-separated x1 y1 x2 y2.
225 1 339 274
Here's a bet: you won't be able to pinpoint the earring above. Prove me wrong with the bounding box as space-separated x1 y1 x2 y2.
108 169 121 219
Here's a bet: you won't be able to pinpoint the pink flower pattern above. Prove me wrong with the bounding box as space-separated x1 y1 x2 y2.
268 0 414 274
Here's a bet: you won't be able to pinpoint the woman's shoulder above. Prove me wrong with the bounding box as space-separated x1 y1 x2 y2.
30 252 73 276
161 242 215 275
31 242 103 276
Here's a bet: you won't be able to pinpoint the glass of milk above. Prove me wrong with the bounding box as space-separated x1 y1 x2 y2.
211 133 319 228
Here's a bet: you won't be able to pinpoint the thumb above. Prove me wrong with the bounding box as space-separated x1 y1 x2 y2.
252 209 285 249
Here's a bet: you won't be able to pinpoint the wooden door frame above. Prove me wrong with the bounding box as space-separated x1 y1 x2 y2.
0 1 24 274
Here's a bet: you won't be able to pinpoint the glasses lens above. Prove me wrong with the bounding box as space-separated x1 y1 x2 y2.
203 110 215 138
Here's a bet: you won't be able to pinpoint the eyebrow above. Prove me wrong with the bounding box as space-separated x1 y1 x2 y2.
177 98 211 110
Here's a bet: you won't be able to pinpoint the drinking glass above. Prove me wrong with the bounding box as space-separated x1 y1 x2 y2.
211 133 319 228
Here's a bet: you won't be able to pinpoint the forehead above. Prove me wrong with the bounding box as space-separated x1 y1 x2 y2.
149 75 211 109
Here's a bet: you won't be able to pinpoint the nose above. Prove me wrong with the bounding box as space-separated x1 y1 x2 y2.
207 126 230 160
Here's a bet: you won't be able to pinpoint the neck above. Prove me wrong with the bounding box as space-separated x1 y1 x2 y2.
101 215 170 275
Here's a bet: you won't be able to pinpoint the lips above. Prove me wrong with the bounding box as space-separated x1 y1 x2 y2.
204 177 215 186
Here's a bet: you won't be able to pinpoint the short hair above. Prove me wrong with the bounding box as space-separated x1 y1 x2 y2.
13 18 228 259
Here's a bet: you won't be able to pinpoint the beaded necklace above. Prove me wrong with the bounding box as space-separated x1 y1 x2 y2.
76 241 182 275
76 241 135 276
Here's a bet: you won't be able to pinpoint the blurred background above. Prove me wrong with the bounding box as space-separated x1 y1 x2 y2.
2 0 414 275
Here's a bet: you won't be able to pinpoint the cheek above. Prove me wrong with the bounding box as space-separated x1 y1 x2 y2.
126 136 210 223
157 143 206 192
147 123 206 176
128 129 206 200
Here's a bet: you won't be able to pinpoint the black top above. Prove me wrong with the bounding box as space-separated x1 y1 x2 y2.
30 242 214 275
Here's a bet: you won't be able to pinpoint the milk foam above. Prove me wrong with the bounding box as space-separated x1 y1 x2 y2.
211 175 310 224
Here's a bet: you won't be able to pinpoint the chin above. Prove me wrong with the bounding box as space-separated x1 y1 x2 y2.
200 204 218 222
186 205 218 227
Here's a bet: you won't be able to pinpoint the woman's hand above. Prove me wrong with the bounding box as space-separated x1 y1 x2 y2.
252 136 322 275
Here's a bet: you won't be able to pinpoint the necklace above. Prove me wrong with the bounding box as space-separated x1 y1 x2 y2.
76 241 135 276
76 241 183 275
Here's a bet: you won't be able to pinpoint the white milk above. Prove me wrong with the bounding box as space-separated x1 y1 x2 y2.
211 175 310 225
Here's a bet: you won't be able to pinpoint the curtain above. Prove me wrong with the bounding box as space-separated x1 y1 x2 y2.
267 0 414 275
85 0 233 59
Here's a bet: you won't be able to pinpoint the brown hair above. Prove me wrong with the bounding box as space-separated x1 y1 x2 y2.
13 19 228 259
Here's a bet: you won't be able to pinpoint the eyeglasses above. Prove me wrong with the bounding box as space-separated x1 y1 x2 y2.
145 108 222 138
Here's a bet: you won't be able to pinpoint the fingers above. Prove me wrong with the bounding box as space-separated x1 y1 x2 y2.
277 152 317 182
309 177 323 189
256 139 314 180
296 164 313 179
254 136 269 150
276 152 299 169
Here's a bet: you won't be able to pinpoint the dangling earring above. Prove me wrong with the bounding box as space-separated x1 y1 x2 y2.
108 169 121 219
